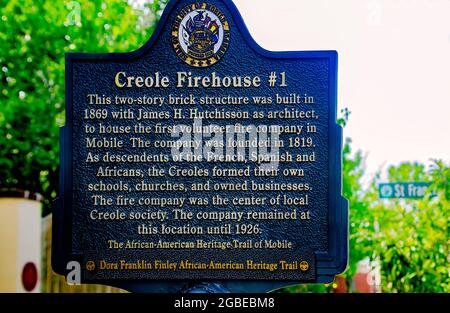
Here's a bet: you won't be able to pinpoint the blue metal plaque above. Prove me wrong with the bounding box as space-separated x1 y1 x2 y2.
52 0 348 293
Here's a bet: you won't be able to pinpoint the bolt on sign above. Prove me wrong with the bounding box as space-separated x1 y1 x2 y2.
52 0 348 292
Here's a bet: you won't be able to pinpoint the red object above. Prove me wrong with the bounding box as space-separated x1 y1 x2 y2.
333 275 348 293
354 272 372 293
22 262 38 292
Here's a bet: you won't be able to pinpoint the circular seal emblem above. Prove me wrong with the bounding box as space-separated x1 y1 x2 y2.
86 261 96 271
380 185 393 198
299 261 309 272
172 3 230 67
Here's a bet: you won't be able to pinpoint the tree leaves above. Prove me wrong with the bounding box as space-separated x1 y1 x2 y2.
0 0 168 210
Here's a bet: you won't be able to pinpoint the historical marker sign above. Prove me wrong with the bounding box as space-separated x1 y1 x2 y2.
379 182 435 199
53 0 348 292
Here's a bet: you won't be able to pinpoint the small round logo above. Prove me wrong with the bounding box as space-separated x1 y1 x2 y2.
86 261 95 271
299 261 309 272
380 185 393 198
172 2 230 67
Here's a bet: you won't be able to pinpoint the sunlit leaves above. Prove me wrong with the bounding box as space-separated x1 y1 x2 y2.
0 0 167 210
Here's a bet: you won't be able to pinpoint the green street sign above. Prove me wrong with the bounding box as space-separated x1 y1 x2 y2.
379 182 435 199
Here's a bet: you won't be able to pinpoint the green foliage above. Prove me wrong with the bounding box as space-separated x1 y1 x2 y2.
327 112 448 293
281 111 449 293
367 161 449 292
0 0 167 209
278 282 330 293
343 157 449 293
280 109 371 293
342 139 373 282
